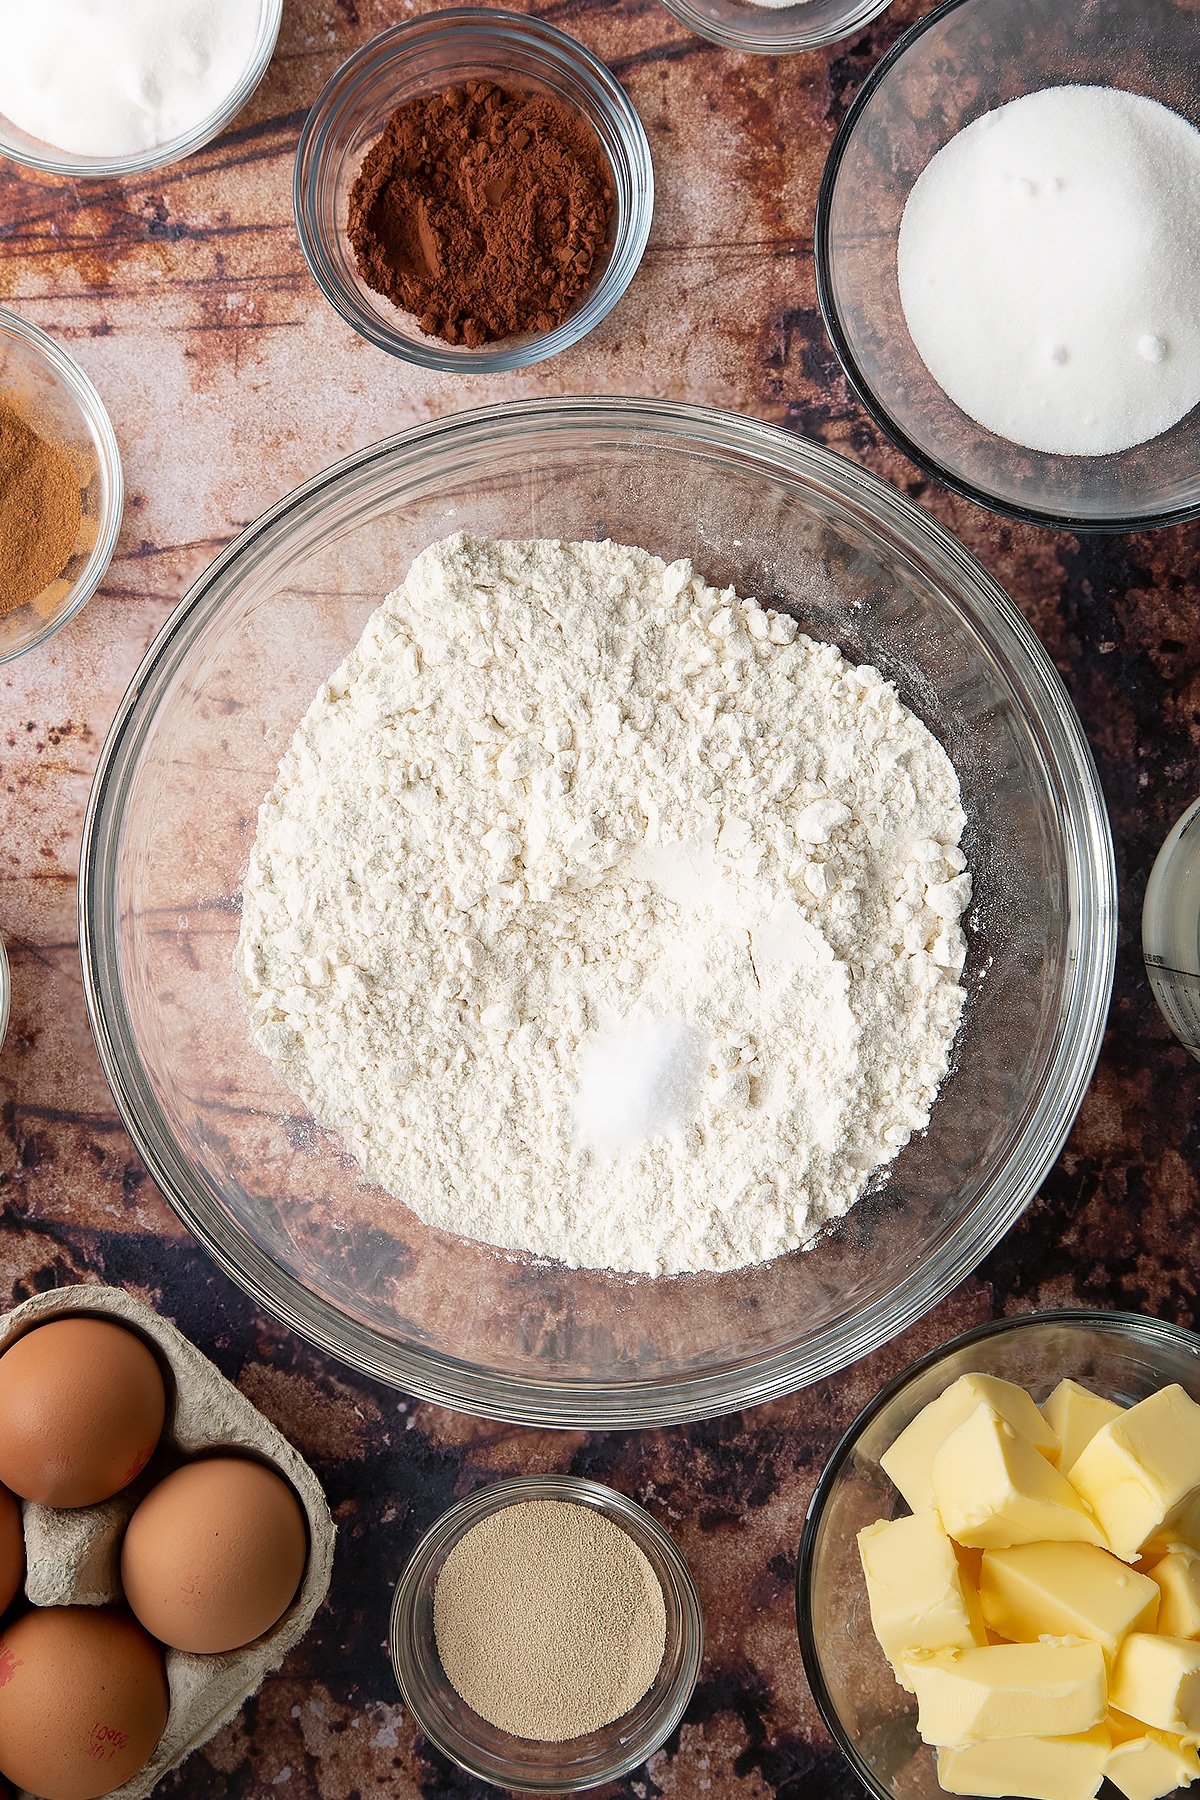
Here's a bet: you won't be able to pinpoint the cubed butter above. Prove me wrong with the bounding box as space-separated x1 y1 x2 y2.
1105 1709 1200 1800
1144 1489 1200 1558
1144 1546 1200 1639
857 1513 987 1690
1068 1385 1200 1562
1042 1379 1124 1471
955 1540 984 1589
936 1726 1111 1800
881 1374 1060 1512
903 1641 1107 1747
980 1541 1159 1656
932 1403 1108 1550
1109 1633 1200 1735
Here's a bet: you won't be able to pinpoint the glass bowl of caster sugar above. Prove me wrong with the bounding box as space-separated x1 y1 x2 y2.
390 1476 702 1792
0 0 283 179
816 0 1200 530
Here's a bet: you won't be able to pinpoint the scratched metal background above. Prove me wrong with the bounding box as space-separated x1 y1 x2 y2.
2 1 1200 1794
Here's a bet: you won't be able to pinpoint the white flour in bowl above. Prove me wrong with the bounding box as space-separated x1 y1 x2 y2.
236 535 970 1276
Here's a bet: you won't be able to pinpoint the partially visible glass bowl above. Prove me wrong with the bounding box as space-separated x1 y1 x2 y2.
656 0 892 53
80 398 1115 1427
815 0 1200 530
294 11 653 373
0 935 9 1054
390 1475 703 1792
0 0 282 180
796 1309 1200 1800
0 310 123 664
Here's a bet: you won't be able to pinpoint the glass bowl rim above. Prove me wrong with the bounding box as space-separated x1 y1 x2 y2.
78 394 1117 1428
813 0 1200 534
794 1305 1200 1800
656 0 893 54
292 8 654 374
389 1472 704 1792
0 308 124 665
0 0 283 180
0 935 9 1055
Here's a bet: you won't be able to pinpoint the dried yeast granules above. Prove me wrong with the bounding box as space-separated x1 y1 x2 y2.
432 1499 667 1741
347 80 613 348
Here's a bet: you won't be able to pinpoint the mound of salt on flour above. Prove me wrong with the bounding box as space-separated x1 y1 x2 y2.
235 534 970 1276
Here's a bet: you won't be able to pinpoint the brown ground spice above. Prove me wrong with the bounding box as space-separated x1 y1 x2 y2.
347 80 614 348
0 399 82 619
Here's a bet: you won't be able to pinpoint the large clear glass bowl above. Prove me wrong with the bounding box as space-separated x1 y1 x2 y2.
796 1309 1200 1800
79 399 1116 1427
815 0 1200 531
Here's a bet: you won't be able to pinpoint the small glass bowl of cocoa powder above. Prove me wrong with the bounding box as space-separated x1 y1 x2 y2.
0 310 123 663
294 10 653 373
390 1475 703 1791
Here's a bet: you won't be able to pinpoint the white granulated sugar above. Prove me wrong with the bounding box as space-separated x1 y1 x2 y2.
0 0 262 160
236 535 970 1277
898 86 1200 456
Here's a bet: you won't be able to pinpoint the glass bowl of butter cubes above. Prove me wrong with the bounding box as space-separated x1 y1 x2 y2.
797 1310 1200 1800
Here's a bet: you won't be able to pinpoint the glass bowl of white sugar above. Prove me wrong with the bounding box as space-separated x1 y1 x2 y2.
0 0 282 180
656 0 892 53
816 0 1200 530
79 397 1115 1427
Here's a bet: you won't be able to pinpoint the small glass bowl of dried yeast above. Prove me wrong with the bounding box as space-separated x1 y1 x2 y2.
390 1475 702 1791
0 310 123 664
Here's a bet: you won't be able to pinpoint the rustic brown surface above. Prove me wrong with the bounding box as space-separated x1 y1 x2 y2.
1 1 1199 1795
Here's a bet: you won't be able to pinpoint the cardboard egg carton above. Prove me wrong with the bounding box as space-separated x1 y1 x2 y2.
2 1285 335 1800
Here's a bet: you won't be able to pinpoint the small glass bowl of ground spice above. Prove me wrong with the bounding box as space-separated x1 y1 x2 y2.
0 311 123 663
294 10 653 373
391 1475 703 1791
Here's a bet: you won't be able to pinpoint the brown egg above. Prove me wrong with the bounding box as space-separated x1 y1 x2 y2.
0 1606 168 1800
121 1455 308 1653
0 1489 22 1619
0 1318 166 1507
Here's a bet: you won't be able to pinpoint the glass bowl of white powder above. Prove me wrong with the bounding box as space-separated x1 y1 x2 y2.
656 0 892 53
816 0 1200 530
80 397 1115 1426
0 0 282 180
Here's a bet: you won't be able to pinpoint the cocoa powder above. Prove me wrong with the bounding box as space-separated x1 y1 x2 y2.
347 80 613 349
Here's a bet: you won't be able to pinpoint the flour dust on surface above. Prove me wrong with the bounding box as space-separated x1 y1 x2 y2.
235 534 971 1276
